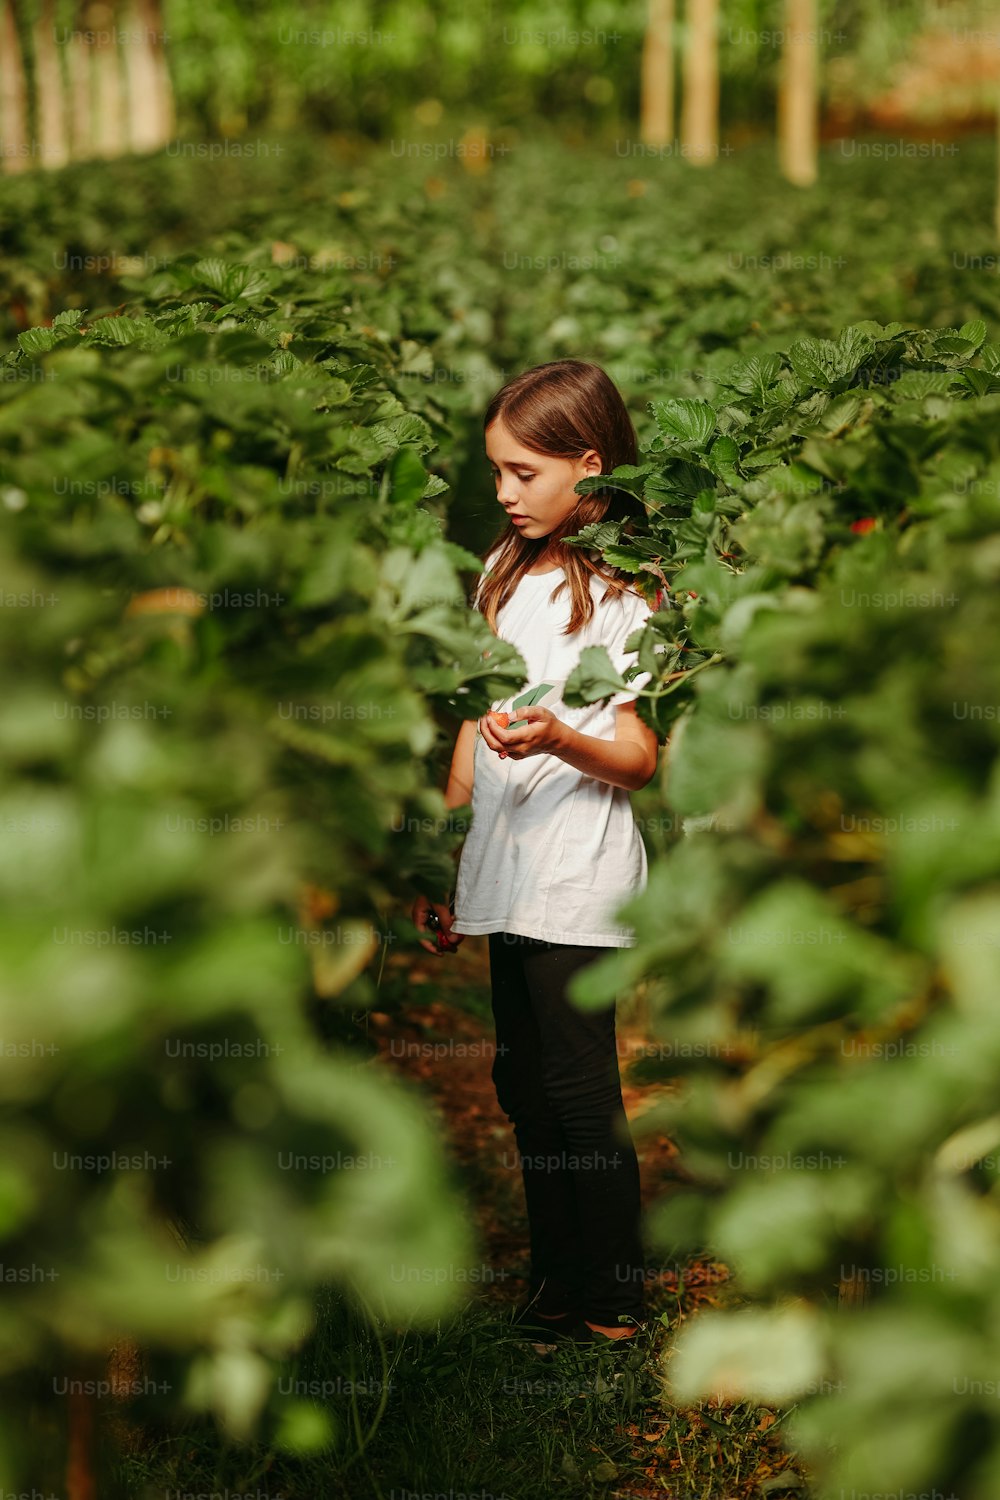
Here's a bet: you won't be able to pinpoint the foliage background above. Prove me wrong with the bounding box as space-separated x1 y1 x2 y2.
3 0 1000 1495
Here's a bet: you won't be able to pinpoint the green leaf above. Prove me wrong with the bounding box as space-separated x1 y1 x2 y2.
388 446 429 507
665 704 767 819
960 368 996 398
932 335 976 358
563 646 628 704
707 434 741 475
274 1401 337 1454
575 465 652 500
84 316 164 347
564 519 624 550
601 545 649 574
651 398 717 451
959 319 987 351
191 258 274 301
818 393 862 432
847 319 911 342
188 256 230 291
670 1304 824 1404
719 351 784 402
787 328 875 391
835 324 877 376
891 371 957 399
16 328 56 355
720 878 921 1025
369 414 434 454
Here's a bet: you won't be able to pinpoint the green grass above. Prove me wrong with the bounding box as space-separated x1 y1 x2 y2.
108 1280 808 1500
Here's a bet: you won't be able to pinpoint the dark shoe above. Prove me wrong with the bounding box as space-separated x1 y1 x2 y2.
510 1302 576 1339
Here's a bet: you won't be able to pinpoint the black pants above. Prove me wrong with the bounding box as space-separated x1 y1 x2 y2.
487 932 645 1325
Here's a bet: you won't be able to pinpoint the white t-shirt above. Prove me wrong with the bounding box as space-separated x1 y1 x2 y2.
451 549 654 948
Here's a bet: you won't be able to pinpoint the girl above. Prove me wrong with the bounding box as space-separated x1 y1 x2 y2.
411 359 660 1347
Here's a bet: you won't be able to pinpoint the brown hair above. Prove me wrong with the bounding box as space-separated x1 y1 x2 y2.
472 359 647 636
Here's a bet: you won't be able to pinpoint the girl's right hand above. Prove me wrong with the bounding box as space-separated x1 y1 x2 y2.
411 894 465 956
478 713 508 759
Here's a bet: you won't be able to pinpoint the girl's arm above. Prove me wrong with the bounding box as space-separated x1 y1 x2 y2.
444 718 476 809
557 703 660 792
480 702 660 792
411 719 475 954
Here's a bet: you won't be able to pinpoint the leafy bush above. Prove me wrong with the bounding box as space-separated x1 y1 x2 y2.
0 255 526 1486
566 317 1000 1498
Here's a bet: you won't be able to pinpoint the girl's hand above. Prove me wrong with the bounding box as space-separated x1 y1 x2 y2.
411 893 464 956
479 705 566 761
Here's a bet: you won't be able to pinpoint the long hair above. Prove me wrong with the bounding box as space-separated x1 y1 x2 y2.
472 359 647 636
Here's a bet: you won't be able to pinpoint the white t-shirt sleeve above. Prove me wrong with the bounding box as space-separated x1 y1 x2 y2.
606 587 654 708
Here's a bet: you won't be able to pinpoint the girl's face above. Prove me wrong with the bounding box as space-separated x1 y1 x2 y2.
485 417 603 543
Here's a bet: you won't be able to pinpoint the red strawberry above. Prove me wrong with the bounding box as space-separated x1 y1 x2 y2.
851 517 877 534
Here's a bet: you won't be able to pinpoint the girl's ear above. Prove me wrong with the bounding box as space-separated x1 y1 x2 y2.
580 448 603 476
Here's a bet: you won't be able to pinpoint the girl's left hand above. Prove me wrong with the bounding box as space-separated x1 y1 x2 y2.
479 705 565 760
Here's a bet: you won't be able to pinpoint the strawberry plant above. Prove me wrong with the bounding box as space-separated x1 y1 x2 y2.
566 319 1000 1498
0 257 525 1489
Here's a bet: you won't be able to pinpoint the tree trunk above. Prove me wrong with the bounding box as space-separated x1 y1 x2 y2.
33 0 69 169
640 0 675 147
66 1380 97 1500
107 1338 149 1456
1 0 31 174
680 0 719 168
149 0 175 142
90 5 125 158
65 2 94 160
778 0 819 186
122 0 174 154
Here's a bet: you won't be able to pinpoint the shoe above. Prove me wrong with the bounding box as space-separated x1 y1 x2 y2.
565 1317 644 1349
509 1301 576 1340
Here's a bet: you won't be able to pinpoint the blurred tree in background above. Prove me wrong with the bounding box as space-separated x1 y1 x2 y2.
3 0 999 175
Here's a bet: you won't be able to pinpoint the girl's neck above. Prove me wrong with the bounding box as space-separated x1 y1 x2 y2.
525 544 564 575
